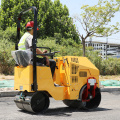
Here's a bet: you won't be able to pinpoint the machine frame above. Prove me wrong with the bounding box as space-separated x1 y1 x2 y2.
16 6 52 92
14 6 101 113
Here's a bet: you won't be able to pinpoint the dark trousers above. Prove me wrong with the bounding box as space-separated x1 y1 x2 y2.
36 57 56 77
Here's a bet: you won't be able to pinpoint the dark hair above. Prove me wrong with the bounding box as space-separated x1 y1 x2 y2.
26 27 33 31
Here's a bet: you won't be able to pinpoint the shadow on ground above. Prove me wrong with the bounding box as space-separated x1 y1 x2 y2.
19 107 112 117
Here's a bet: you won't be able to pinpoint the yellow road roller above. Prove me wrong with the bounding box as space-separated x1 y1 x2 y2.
12 6 101 113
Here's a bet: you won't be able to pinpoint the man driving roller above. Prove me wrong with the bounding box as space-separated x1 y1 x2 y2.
18 21 56 77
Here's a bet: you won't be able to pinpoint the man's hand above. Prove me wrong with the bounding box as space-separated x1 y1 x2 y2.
36 48 50 66
43 50 47 53
36 48 47 55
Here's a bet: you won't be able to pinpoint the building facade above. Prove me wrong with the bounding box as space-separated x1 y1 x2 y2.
85 40 120 59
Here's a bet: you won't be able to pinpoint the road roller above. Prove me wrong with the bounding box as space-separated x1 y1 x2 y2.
12 6 101 113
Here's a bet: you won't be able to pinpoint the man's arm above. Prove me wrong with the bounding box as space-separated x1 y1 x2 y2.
36 48 44 55
36 48 50 66
26 35 50 66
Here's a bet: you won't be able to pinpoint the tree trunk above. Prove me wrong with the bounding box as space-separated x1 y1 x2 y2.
82 39 86 57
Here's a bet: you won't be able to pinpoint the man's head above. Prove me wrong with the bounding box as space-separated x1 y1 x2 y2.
26 21 39 35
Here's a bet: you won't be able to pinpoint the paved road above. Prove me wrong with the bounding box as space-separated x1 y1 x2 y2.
0 92 120 120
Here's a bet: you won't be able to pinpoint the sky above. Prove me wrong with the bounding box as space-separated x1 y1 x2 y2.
52 0 120 44
0 0 120 44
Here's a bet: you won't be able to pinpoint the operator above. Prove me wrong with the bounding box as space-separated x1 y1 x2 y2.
18 21 56 77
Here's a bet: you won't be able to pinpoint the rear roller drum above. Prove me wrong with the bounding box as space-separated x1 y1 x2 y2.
79 85 101 109
63 85 101 110
14 91 50 113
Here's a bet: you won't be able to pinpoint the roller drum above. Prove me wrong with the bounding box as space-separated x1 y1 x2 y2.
63 86 101 110
14 91 50 113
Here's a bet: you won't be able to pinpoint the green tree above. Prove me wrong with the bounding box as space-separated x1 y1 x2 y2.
74 0 120 56
0 0 79 42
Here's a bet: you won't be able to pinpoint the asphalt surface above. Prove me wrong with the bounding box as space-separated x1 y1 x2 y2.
0 92 120 120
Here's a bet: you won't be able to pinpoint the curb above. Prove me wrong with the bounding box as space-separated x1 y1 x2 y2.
100 88 120 92
0 91 19 97
0 88 120 97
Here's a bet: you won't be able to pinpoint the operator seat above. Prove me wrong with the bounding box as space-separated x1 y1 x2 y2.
11 50 43 67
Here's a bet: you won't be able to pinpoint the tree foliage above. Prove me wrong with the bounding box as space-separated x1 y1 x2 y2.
0 39 15 75
0 0 79 42
0 36 82 75
3 27 24 43
74 0 120 56
37 37 82 56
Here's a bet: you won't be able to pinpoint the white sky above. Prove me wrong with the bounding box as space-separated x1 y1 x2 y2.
52 0 120 44
0 0 120 44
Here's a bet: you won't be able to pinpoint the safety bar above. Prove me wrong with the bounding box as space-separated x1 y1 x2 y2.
37 51 60 59
16 6 38 92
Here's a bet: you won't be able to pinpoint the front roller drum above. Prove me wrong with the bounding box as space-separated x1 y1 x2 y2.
14 91 50 113
63 86 101 110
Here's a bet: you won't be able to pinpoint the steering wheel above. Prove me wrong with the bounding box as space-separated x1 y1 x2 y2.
37 51 60 59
